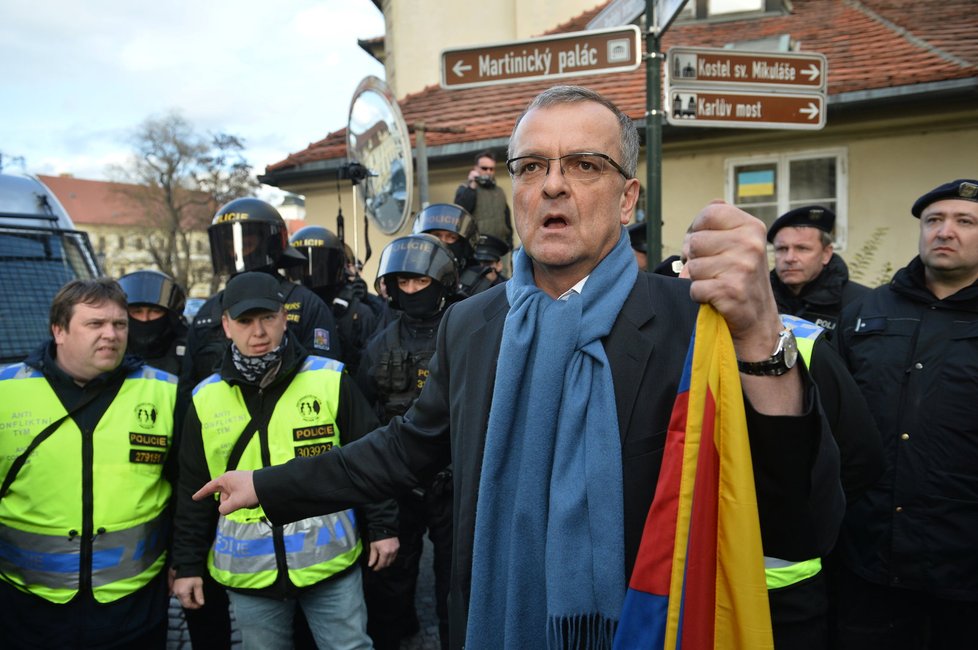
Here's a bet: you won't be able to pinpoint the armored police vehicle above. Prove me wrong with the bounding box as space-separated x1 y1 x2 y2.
0 173 102 364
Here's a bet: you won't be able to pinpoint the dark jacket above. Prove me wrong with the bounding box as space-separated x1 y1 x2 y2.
253 274 845 648
772 253 871 337
356 312 440 423
172 337 395 599
807 337 884 501
835 256 978 601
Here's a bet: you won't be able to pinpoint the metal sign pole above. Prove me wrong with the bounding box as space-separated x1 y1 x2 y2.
645 0 663 269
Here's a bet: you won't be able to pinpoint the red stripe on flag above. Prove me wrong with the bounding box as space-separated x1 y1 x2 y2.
628 391 690 594
680 388 719 649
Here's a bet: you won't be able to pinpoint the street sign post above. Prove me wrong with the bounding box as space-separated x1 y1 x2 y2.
440 26 641 90
665 45 827 130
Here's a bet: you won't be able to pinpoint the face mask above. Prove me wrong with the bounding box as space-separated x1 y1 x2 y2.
127 315 173 359
397 282 445 320
446 239 470 268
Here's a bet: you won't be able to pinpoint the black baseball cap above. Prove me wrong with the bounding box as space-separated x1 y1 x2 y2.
767 206 835 243
222 272 286 319
911 179 978 218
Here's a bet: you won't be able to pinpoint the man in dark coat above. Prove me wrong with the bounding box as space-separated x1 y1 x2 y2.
769 205 870 336
193 86 844 649
832 179 978 649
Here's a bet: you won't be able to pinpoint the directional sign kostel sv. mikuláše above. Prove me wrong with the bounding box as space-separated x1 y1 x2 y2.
665 46 827 130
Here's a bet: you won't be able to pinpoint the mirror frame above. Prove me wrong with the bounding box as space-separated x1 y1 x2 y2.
347 76 414 235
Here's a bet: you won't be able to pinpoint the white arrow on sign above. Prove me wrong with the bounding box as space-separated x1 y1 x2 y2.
801 63 820 82
452 60 472 78
800 102 820 120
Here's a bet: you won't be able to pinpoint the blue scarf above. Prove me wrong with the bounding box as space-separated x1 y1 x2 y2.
466 230 638 649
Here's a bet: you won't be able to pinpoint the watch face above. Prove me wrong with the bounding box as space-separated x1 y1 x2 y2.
783 330 799 369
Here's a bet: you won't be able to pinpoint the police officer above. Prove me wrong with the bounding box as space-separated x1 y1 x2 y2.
412 203 491 297
176 197 342 646
472 233 511 287
118 269 188 375
768 206 870 336
832 180 978 649
0 278 176 648
172 272 397 650
288 226 380 376
355 234 459 650
181 197 341 394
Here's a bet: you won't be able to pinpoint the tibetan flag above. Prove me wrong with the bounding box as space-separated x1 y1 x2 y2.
614 305 773 650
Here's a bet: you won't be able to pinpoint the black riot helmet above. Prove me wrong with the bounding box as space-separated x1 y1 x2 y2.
117 269 187 315
411 203 479 269
208 197 306 276
286 225 347 292
376 234 458 316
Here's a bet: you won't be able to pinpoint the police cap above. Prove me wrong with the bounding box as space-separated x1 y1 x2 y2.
473 234 510 262
911 179 978 218
767 205 836 243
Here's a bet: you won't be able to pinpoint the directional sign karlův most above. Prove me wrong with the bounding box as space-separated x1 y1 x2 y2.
667 89 826 130
440 26 641 90
667 46 827 91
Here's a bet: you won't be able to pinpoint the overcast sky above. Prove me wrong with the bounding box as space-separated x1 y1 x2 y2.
0 0 385 188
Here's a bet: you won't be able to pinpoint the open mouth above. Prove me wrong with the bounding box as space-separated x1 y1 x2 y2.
543 216 567 228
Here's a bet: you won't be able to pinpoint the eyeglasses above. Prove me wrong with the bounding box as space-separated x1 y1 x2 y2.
506 152 630 183
478 165 495 172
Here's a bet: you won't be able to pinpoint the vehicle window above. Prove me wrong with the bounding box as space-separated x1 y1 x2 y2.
0 230 99 364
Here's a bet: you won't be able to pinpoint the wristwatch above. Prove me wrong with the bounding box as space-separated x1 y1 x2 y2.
737 328 798 376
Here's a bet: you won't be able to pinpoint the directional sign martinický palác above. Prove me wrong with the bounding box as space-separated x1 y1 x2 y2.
440 26 641 90
666 46 828 130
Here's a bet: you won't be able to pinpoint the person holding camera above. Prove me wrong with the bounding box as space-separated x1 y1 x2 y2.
453 151 513 253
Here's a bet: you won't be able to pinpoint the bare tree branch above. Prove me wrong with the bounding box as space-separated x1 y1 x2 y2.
107 111 260 290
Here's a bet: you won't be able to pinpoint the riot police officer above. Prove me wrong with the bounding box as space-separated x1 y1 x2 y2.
118 269 188 375
412 203 491 298
181 198 341 391
355 233 459 650
287 226 379 376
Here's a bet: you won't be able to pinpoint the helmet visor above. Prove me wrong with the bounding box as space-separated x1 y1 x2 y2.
118 272 186 313
209 221 283 275
289 246 346 289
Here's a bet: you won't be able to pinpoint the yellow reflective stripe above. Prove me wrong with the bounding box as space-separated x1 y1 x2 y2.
764 556 822 589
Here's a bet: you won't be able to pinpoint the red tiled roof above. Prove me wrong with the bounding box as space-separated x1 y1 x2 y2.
266 0 978 175
38 175 211 230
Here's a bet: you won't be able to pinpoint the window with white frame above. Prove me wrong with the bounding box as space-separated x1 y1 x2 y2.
725 148 848 249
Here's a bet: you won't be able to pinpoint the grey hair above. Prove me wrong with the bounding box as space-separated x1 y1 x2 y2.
507 85 640 179
819 230 834 247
